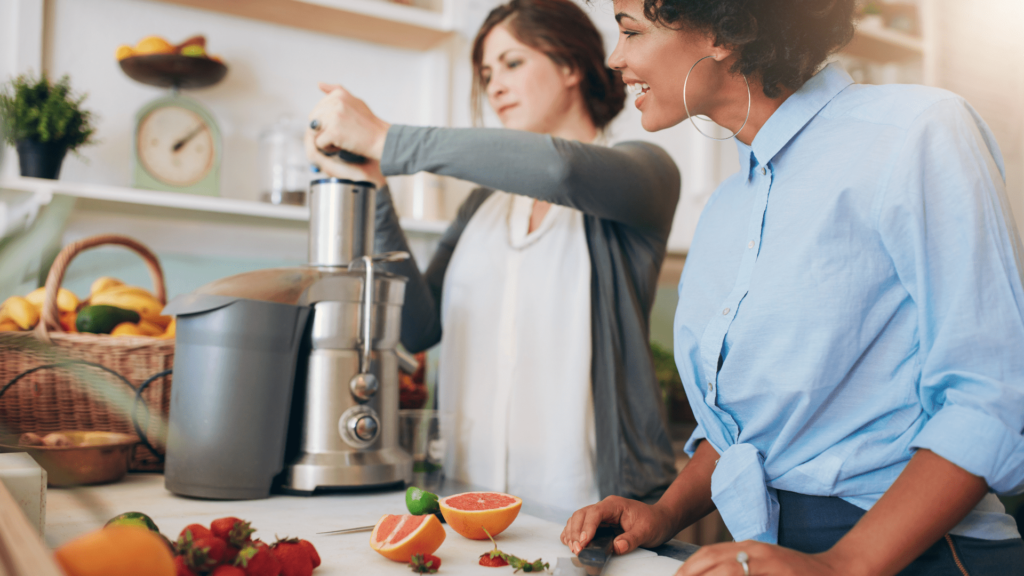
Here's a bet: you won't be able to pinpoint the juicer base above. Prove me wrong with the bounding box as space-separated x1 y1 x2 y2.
281 447 412 491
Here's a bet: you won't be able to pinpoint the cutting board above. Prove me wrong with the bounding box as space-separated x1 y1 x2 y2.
45 474 685 575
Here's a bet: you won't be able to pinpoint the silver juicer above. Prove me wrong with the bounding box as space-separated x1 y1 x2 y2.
163 176 412 498
281 177 413 492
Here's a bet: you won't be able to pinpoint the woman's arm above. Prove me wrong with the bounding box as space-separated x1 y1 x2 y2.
308 84 681 232
674 450 988 576
381 125 680 232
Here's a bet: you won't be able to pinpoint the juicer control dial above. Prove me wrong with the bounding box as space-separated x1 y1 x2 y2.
353 416 378 441
338 405 380 449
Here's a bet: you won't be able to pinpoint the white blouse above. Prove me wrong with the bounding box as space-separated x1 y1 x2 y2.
438 191 599 511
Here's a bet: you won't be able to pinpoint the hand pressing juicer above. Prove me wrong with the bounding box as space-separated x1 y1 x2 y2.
164 177 412 499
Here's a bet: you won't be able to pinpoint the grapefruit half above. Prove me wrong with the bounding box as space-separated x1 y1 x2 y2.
438 492 522 540
369 514 446 562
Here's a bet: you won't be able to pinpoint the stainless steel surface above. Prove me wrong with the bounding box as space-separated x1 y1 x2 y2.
349 255 379 409
308 178 376 267
317 525 375 535
282 270 412 491
346 252 410 409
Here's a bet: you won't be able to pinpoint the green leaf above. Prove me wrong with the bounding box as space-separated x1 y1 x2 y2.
0 72 96 152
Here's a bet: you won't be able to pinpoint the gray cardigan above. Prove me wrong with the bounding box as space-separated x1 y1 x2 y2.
375 125 681 501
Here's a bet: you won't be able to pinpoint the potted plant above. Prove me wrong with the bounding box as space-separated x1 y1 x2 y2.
0 73 96 179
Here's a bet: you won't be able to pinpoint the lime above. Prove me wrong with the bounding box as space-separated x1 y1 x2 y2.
406 486 440 516
180 45 206 57
105 511 160 532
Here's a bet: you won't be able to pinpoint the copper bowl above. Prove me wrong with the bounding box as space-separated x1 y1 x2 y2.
0 431 137 486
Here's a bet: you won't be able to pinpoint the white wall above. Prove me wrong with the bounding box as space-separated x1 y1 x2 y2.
40 0 436 202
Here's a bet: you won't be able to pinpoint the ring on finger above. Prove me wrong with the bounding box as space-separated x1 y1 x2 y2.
310 119 322 130
736 551 750 576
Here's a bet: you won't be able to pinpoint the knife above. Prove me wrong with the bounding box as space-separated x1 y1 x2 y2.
316 525 374 535
570 525 621 575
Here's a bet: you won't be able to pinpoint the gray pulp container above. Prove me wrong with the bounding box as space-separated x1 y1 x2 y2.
163 294 310 499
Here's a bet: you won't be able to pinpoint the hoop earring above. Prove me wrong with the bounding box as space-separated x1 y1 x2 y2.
682 55 751 141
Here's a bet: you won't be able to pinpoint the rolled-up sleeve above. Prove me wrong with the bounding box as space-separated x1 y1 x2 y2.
877 97 1024 494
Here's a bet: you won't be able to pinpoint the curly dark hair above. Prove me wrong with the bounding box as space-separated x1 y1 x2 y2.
471 0 626 129
645 0 857 98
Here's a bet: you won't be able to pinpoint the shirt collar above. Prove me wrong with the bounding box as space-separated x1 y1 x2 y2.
735 62 855 175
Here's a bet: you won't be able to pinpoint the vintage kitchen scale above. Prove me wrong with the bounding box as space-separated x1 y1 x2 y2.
120 47 227 196
162 175 414 499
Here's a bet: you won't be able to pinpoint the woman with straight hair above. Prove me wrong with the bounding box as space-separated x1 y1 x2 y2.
559 0 1024 573
306 0 681 511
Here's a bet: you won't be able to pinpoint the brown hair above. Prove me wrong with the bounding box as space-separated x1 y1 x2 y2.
471 0 626 130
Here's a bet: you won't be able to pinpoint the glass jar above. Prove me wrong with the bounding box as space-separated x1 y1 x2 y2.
258 116 310 206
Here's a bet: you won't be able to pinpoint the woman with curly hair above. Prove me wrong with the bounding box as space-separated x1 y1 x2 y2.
305 0 680 511
561 0 1024 573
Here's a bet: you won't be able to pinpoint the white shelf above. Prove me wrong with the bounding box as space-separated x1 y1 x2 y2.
843 25 923 63
146 0 454 51
0 177 449 234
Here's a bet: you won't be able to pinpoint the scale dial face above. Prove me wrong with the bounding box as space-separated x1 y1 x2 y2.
136 105 215 187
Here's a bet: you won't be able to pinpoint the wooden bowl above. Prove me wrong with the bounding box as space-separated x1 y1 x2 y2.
0 431 137 486
119 54 228 89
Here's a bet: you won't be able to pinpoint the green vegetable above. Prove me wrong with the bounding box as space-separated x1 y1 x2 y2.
406 486 441 516
76 305 140 334
105 511 160 532
0 73 96 152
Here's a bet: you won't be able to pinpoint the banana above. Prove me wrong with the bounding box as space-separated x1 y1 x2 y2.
0 319 20 332
1 296 40 330
158 317 176 339
137 320 164 336
90 276 124 296
89 289 167 324
25 287 80 313
110 322 145 337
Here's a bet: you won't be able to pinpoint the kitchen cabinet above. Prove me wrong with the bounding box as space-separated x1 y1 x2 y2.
45 473 688 575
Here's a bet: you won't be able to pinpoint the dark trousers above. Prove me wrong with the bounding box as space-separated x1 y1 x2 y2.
776 490 1024 575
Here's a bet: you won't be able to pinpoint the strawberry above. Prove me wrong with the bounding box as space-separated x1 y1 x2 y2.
174 555 199 576
272 537 312 576
212 517 255 548
178 523 214 547
297 539 320 568
235 540 281 576
479 552 509 567
192 536 228 569
211 566 246 576
409 553 441 573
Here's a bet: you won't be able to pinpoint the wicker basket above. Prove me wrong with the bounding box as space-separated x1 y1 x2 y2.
0 235 174 471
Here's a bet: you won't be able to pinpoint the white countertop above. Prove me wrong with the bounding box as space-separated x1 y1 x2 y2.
44 474 685 575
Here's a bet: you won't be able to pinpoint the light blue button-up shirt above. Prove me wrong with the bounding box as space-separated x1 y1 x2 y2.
675 63 1024 544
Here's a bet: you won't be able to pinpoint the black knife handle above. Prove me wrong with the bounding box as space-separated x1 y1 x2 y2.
578 525 622 567
322 148 368 165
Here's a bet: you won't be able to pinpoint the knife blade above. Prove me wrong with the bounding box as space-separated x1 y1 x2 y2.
575 525 621 575
316 525 374 535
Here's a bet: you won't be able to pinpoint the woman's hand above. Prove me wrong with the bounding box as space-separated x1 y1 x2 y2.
560 496 678 556
304 127 386 188
674 541 850 576
308 82 390 161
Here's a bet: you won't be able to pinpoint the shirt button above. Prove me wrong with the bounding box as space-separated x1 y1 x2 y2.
760 166 767 175
747 240 755 249
722 308 730 315
708 381 714 392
